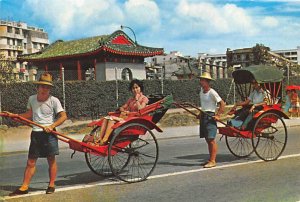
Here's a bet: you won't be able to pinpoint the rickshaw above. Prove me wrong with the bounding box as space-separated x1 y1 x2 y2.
0 94 173 183
175 65 288 162
219 65 288 161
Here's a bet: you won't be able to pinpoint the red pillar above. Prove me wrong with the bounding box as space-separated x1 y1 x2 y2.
77 60 82 80
45 64 48 72
94 59 97 80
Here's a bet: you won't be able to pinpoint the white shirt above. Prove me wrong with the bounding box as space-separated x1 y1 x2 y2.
248 88 267 104
27 95 64 131
200 88 222 112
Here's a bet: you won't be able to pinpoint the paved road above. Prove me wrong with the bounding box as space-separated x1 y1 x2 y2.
1 126 300 201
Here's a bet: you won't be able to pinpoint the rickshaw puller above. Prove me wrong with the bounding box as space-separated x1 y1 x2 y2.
198 72 225 168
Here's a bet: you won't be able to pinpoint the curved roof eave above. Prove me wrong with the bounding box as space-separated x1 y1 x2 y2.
18 46 164 62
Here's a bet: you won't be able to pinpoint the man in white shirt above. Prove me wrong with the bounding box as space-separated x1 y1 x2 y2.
9 73 67 196
230 79 267 130
199 72 225 168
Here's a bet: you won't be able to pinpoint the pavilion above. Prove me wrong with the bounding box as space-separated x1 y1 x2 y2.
18 30 164 81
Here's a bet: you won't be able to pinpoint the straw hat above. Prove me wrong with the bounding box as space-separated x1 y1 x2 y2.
34 73 53 86
198 72 215 81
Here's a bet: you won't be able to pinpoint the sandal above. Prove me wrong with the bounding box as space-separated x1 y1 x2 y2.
46 186 55 194
9 188 29 196
203 161 216 168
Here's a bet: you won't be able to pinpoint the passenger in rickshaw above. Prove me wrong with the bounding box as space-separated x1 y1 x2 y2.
229 79 268 130
97 79 149 145
283 89 291 114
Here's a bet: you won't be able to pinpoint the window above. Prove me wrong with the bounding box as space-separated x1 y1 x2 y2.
33 42 37 49
17 39 22 46
15 28 20 34
7 26 12 33
246 54 250 60
23 30 28 38
24 43 27 49
121 68 132 81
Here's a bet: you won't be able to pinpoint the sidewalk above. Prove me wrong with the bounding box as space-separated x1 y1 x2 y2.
1 109 300 154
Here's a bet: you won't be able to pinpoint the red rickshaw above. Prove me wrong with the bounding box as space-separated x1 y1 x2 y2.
0 94 173 183
176 65 288 161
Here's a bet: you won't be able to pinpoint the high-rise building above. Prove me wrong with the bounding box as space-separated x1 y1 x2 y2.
0 20 49 82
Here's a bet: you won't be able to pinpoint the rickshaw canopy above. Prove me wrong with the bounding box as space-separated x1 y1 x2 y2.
232 65 284 84
286 85 300 91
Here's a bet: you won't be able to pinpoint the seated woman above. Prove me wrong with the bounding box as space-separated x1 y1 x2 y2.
97 79 149 145
289 89 300 116
229 79 267 130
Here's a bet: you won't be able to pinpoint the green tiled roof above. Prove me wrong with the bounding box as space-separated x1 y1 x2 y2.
18 30 163 61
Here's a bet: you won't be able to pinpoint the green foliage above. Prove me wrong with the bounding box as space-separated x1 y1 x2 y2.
0 55 16 83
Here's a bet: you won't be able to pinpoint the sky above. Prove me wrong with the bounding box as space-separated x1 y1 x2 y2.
1 0 300 57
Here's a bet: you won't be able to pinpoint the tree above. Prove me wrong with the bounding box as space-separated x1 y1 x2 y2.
0 53 16 83
252 43 270 65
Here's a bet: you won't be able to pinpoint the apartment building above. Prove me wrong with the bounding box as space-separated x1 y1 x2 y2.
272 46 300 65
0 20 49 82
145 51 190 79
198 53 228 79
226 45 298 70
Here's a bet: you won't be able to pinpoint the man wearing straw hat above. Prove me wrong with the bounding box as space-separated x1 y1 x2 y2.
9 72 67 196
198 72 225 168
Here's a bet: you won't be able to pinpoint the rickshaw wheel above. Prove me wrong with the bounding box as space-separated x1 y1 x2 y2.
85 126 113 176
108 123 159 183
225 135 254 158
251 112 287 161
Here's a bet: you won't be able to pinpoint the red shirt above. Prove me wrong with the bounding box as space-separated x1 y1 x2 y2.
125 93 149 112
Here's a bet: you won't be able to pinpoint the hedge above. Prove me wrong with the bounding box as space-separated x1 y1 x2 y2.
1 77 298 123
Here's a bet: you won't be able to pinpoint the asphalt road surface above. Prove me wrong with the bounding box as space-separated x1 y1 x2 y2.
1 127 300 202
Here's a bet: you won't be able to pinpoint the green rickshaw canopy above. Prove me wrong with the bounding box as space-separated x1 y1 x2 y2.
232 65 284 84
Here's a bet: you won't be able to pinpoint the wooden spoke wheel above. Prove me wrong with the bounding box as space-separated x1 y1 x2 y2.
251 113 287 161
85 126 113 176
108 123 159 183
225 135 254 158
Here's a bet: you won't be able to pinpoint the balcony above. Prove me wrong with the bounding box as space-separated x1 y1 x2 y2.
4 45 24 50
4 32 24 39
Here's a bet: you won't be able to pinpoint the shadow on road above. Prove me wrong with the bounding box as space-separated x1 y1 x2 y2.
158 153 257 167
55 171 112 186
0 185 44 196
